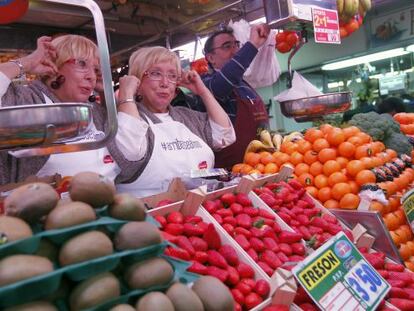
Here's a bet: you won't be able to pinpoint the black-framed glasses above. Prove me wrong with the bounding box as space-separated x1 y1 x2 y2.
143 70 180 84
210 40 241 52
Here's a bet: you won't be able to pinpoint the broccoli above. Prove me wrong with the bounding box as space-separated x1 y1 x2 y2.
349 111 410 155
382 132 413 155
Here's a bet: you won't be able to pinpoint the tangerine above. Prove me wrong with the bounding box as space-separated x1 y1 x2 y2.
312 138 330 152
314 174 329 189
326 128 345 146
323 160 341 176
355 170 376 186
318 148 337 163
331 182 352 200
309 161 324 176
303 150 318 165
324 199 339 209
244 152 261 167
346 160 365 177
318 187 332 202
328 172 348 187
294 163 310 176
339 193 360 209
338 142 356 158
304 128 324 143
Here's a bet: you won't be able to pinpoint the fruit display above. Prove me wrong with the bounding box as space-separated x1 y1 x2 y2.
275 31 300 54
337 0 372 39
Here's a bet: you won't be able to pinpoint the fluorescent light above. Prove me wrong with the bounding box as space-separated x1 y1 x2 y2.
407 44 414 52
250 17 266 25
321 48 409 70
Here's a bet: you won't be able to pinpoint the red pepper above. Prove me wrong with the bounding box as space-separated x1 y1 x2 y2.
278 231 302 244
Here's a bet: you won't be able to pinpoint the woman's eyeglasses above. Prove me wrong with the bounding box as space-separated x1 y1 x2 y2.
65 58 101 76
211 40 241 52
143 70 180 84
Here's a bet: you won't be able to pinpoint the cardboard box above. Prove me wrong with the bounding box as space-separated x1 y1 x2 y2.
140 178 187 210
352 223 375 249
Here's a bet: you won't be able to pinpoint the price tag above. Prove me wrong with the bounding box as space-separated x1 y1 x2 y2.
293 232 390 311
312 8 341 44
402 188 414 232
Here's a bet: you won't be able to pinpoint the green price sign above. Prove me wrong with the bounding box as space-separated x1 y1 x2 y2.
293 232 390 311
402 188 414 231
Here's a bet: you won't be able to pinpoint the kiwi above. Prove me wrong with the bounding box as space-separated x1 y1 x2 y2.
45 201 96 230
0 215 32 243
125 257 174 289
4 183 59 223
166 282 204 311
192 276 234 311
69 172 116 208
35 239 59 262
109 304 135 311
109 194 146 221
59 231 113 266
114 222 161 251
0 255 54 286
69 272 120 311
3 301 58 311
135 292 174 311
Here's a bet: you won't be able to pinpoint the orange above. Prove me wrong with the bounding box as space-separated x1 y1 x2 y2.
399 243 412 260
323 160 341 176
297 173 314 187
318 187 332 203
303 150 318 165
343 126 361 139
387 196 401 213
232 163 244 174
331 182 352 200
328 172 348 187
354 145 373 160
280 141 298 155
348 180 359 194
383 213 401 231
390 231 403 246
244 152 261 167
264 162 279 174
260 152 275 165
346 160 365 177
360 157 374 169
248 169 262 175
339 193 360 209
338 142 356 158
347 136 363 146
326 128 345 146
306 186 319 198
318 148 337 163
304 128 324 143
371 156 384 168
240 164 254 175
309 161 323 176
254 163 266 173
324 199 339 209
336 157 349 169
385 148 398 160
355 170 376 186
297 140 312 154
290 152 304 166
320 124 335 135
405 261 414 271
274 153 290 167
371 141 386 154
369 201 385 214
312 138 330 152
356 132 372 144
314 174 329 189
295 163 310 176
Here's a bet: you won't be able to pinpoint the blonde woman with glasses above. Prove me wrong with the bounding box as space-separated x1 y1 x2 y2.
0 35 145 184
115 46 235 197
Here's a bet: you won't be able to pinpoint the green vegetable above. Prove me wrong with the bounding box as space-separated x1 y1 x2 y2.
349 111 412 155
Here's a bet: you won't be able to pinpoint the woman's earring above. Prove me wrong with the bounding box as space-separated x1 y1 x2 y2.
135 94 143 102
51 75 65 90
88 94 96 102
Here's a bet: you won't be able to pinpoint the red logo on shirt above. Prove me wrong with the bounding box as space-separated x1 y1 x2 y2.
103 155 114 164
198 161 208 169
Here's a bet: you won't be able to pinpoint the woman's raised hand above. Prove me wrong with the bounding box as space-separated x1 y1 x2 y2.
178 70 209 96
118 75 140 103
20 36 58 76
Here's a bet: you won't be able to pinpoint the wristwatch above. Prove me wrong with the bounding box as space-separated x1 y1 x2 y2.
9 59 25 79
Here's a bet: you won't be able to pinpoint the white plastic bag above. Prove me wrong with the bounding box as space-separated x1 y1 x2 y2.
274 71 322 102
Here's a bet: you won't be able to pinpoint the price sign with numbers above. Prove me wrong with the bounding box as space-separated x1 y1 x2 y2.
402 188 414 232
312 8 341 44
293 232 390 311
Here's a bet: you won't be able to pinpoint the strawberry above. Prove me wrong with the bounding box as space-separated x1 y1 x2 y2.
206 266 228 282
212 213 223 224
277 251 289 263
259 193 277 206
404 288 414 299
296 214 310 226
231 288 245 305
230 202 244 214
168 247 191 261
236 193 252 206
226 265 240 286
165 223 184 236
188 261 208 275
288 179 302 190
296 199 310 209
389 287 410 299
236 214 252 228
247 248 259 262
291 243 306 256
161 231 178 243
278 212 291 223
156 199 174 207
235 234 251 250
299 303 318 311
193 251 208 263
326 224 342 235
262 226 278 240
236 281 252 295
290 219 300 227
250 237 266 253
223 216 237 227
216 208 233 218
237 262 255 278
363 253 385 269
385 263 405 272
245 292 263 309
308 226 323 235
203 223 222 250
183 223 205 236
303 208 320 218
387 271 413 284
154 215 167 228
235 227 252 238
291 206 305 215
207 250 228 269
189 236 208 251
258 209 275 220
234 303 242 311
250 226 265 239
262 249 282 270
220 193 236 206
310 217 329 230
222 223 234 234
343 229 354 241
219 245 239 266
257 261 273 276
176 236 195 256
254 279 270 298
240 278 256 288
289 255 305 262
184 215 202 223
388 279 407 288
377 269 389 279
272 222 281 233
322 213 338 224
298 226 311 240
263 305 289 311
263 237 280 253
388 298 414 310
244 207 259 217
167 211 184 224
203 200 218 213
278 231 302 244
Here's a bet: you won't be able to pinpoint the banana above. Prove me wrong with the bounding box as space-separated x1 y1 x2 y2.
283 131 303 143
344 0 359 18
337 0 344 16
360 0 371 12
244 140 273 156
260 130 274 148
358 1 366 17
272 133 283 151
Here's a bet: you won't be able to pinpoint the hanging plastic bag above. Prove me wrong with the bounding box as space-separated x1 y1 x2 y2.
228 19 250 45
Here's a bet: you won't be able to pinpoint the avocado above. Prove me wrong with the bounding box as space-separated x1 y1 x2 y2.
192 276 234 311
125 257 173 289
4 183 59 223
59 231 113 266
135 292 174 311
109 194 146 221
3 301 58 311
166 282 204 311
69 172 116 208
45 201 96 230
0 255 53 286
114 221 161 251
109 304 135 311
69 272 120 311
0 215 32 243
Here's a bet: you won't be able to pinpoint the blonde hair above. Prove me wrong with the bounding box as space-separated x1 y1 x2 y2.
52 34 98 68
128 46 180 79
